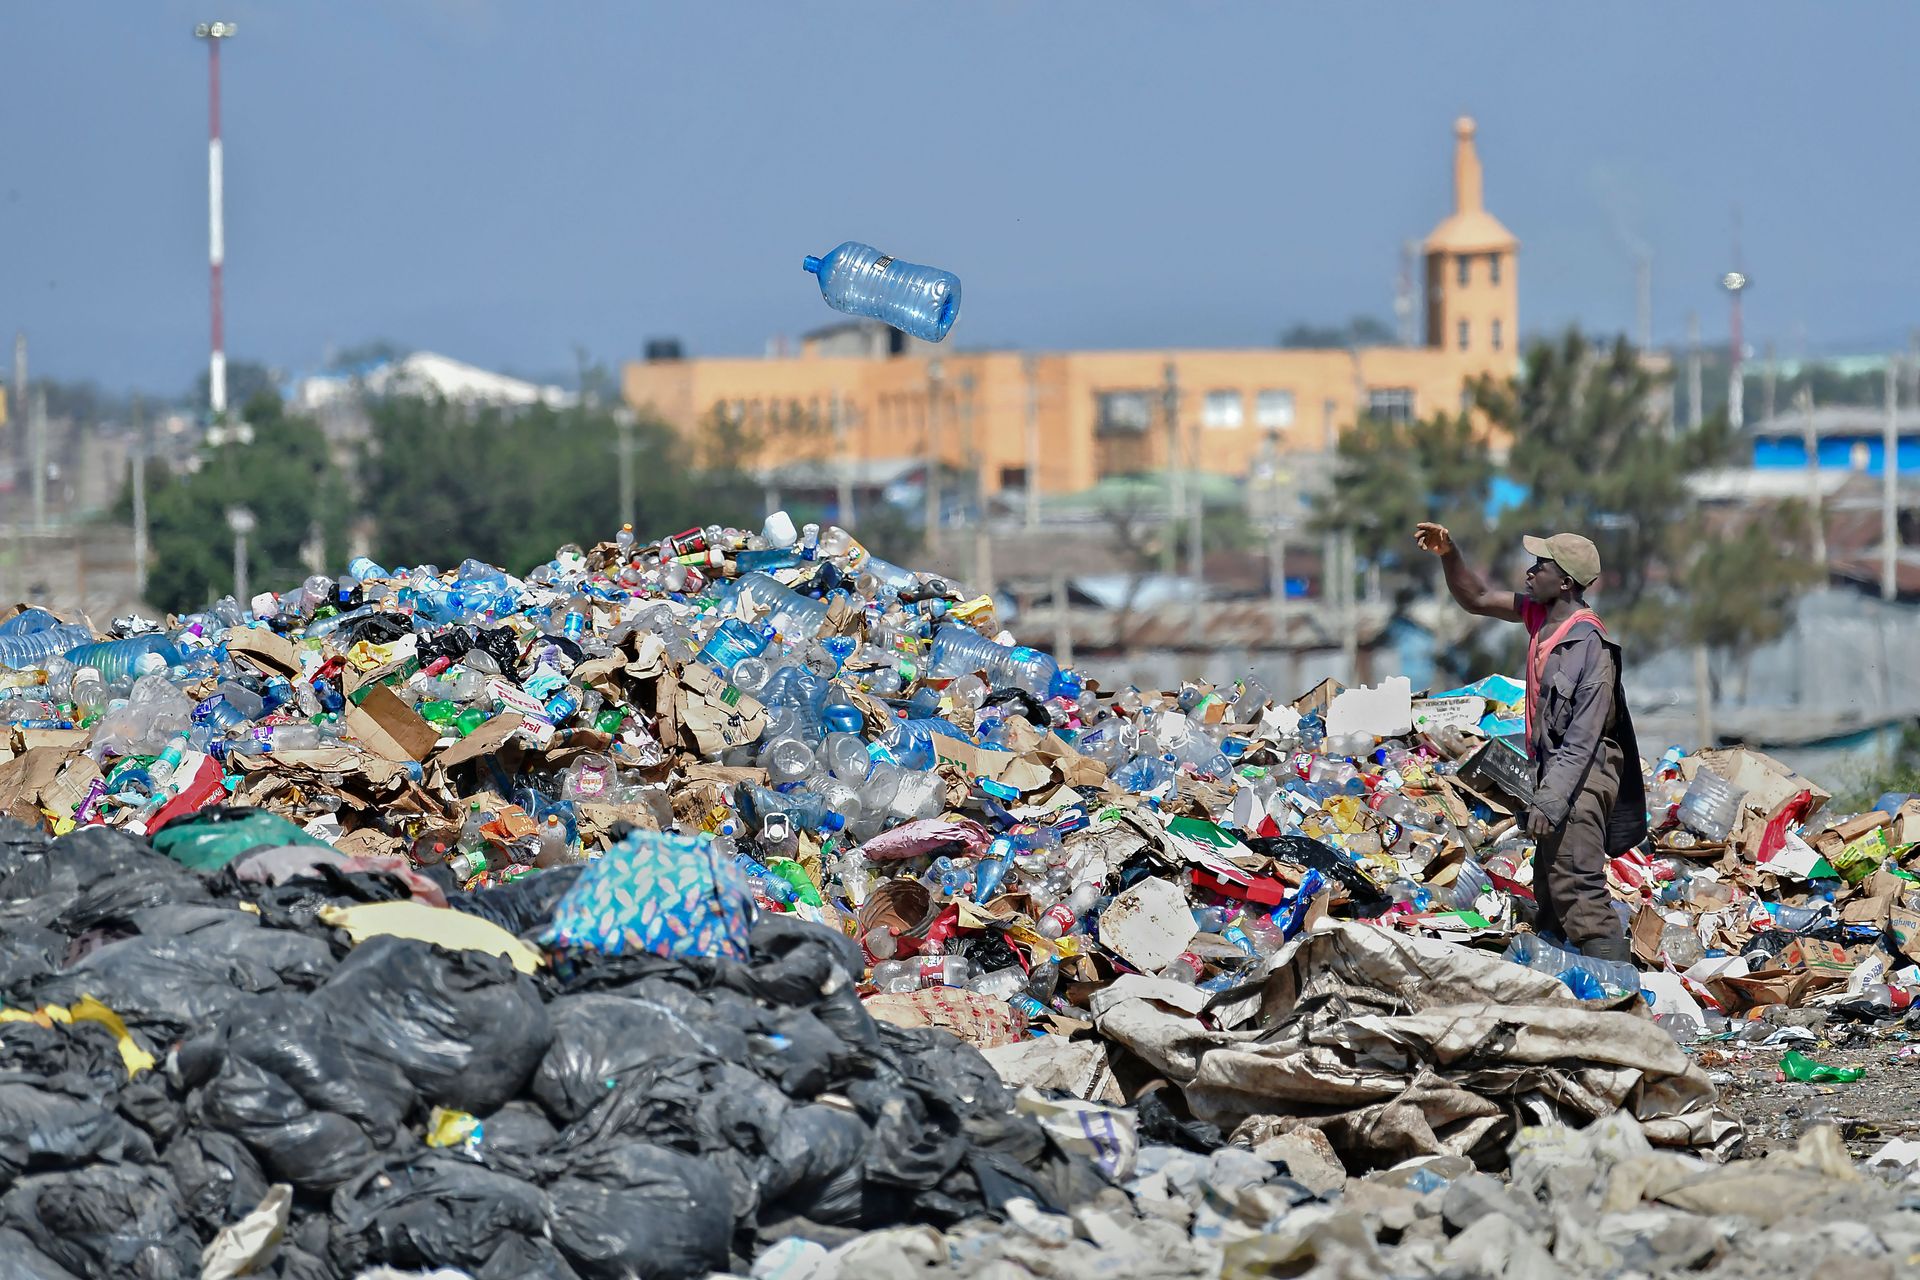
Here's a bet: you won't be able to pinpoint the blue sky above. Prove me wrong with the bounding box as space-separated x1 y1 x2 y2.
4 1 1917 393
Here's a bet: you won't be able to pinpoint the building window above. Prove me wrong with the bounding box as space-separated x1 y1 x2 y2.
1367 388 1415 424
1491 318 1503 351
1456 256 1470 287
1322 397 1338 450
1202 389 1244 429
1000 466 1029 489
1255 389 1296 429
1457 319 1470 351
1488 253 1502 285
1095 390 1153 435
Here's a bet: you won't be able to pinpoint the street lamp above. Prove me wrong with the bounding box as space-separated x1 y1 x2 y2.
226 505 256 603
195 21 236 418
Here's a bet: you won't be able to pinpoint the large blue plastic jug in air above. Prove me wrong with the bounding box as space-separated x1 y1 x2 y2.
803 241 961 343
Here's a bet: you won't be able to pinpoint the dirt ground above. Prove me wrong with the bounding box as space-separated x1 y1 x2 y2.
1693 1016 1920 1161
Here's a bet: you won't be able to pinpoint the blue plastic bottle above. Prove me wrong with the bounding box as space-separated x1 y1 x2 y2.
802 242 962 343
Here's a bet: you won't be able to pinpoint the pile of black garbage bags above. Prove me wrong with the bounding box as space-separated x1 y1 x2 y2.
0 818 1107 1279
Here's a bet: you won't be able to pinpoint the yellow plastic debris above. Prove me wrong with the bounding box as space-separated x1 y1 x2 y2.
0 996 156 1077
317 900 543 974
425 1106 482 1149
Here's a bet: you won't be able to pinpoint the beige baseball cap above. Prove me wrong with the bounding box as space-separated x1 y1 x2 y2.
1522 532 1601 587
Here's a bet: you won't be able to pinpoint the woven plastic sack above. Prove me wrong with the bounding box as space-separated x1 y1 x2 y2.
539 830 753 962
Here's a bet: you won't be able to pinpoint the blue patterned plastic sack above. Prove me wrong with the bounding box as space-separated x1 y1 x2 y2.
539 830 753 963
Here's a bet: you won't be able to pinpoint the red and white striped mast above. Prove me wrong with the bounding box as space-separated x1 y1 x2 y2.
195 21 235 418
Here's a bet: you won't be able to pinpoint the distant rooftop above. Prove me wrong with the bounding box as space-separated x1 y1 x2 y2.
1747 405 1920 438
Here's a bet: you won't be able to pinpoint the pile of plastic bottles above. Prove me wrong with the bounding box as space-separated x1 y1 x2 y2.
3 510 1698 1038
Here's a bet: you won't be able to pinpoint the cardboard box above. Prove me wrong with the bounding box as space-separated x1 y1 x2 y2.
222 627 302 676
1411 696 1487 734
435 713 526 768
1688 747 1830 825
674 663 767 756
1767 937 1853 979
344 683 440 763
1812 810 1892 858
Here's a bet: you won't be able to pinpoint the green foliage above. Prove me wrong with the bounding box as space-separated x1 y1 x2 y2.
1278 316 1397 349
326 340 411 371
1483 331 1734 645
1682 503 1821 655
355 396 766 575
1320 328 1820 670
1318 409 1492 584
118 393 349 614
193 360 280 416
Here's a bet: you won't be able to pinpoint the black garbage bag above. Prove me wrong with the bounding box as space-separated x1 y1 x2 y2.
29 910 335 1040
184 1049 384 1191
0 1081 156 1186
870 1021 1015 1124
533 994 741 1125
0 1228 83 1280
164 1128 271 1236
0 824 213 940
844 1078 968 1194
760 1103 871 1226
466 1101 560 1181
734 915 865 1004
332 611 413 646
449 863 585 936
0 1014 144 1099
329 1153 579 1280
0 925 64 991
752 1005 859 1098
0 1161 200 1280
317 936 552 1115
547 1142 733 1280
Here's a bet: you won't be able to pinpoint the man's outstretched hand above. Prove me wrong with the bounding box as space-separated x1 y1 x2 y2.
1414 522 1455 556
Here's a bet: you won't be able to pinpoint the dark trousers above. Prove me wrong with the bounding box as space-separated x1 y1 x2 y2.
1534 739 1631 962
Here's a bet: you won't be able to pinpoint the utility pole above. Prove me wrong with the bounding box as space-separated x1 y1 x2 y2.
1634 251 1652 352
131 396 150 602
195 21 236 417
1021 353 1040 528
832 392 856 529
1762 341 1778 424
1884 359 1900 601
10 332 23 480
962 373 990 599
1722 269 1748 430
1686 312 1703 430
1801 386 1827 571
1184 424 1204 594
924 360 944 553
29 390 47 531
1162 362 1180 575
615 408 635 529
1339 530 1359 684
1692 643 1714 750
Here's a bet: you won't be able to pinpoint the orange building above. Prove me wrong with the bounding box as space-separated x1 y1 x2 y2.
623 117 1518 500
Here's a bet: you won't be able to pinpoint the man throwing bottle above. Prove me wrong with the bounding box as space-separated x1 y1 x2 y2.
1414 522 1645 963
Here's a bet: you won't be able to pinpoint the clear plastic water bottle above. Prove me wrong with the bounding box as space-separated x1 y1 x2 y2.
802 241 961 343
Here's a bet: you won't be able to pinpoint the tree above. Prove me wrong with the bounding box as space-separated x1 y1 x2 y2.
355 396 768 574
1681 502 1822 701
1317 408 1493 585
1481 330 1732 644
117 392 349 613
192 359 280 415
1278 316 1397 349
327 340 412 371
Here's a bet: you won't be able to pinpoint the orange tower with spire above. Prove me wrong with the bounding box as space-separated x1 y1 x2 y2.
1424 116 1519 372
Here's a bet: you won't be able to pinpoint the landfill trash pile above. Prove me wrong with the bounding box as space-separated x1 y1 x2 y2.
2 513 1920 1276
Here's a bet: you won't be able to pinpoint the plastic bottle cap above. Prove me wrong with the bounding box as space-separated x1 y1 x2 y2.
802 256 824 275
